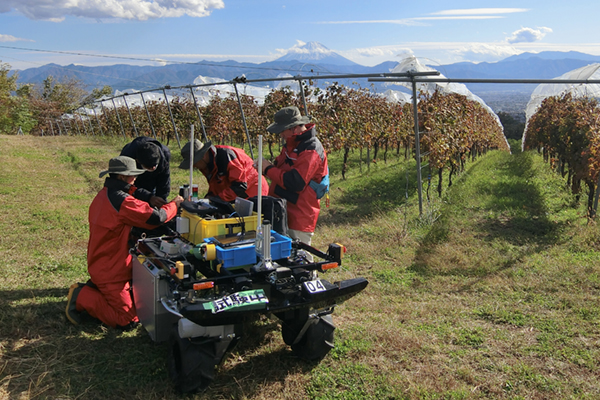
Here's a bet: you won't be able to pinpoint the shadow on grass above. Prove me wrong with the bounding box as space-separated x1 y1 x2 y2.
0 288 318 399
319 160 419 226
410 151 568 284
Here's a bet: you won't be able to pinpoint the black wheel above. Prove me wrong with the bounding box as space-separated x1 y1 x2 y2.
282 314 335 361
281 317 306 346
167 327 217 393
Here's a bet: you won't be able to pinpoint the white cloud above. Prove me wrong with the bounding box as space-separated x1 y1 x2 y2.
317 8 529 25
346 41 600 67
339 42 525 66
452 43 520 62
506 27 552 44
316 19 423 26
354 47 397 57
282 40 308 54
414 16 502 21
0 0 224 22
431 8 529 16
0 34 33 42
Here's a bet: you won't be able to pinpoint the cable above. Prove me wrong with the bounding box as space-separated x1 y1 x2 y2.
0 44 325 74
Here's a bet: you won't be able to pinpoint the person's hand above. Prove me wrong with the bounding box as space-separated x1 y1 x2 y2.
149 195 167 208
171 195 184 207
259 158 272 174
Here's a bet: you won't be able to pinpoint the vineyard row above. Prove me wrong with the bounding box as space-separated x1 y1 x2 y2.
41 83 510 182
524 93 600 216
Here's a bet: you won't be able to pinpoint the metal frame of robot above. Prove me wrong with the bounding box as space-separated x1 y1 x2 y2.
131 232 368 339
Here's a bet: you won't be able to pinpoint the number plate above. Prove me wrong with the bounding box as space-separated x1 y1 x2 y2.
303 279 327 294
208 289 268 314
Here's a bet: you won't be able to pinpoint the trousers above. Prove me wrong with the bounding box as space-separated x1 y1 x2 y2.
76 280 138 328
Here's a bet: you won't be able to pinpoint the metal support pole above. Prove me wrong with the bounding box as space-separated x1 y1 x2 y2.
85 109 95 136
60 117 68 136
189 87 209 142
257 134 263 229
140 92 157 139
111 98 127 139
93 107 104 136
411 76 423 216
297 79 308 116
123 95 138 136
100 102 111 135
162 88 181 148
189 124 194 198
71 114 81 136
77 110 89 136
233 82 253 159
593 173 600 218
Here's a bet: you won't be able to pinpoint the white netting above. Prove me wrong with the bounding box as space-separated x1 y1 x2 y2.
380 89 412 104
96 90 172 110
388 56 507 146
525 63 600 123
523 63 600 149
191 75 275 106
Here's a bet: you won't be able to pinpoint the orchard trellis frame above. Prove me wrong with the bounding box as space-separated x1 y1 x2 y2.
58 73 600 216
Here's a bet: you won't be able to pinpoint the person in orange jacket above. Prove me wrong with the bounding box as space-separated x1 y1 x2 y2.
255 106 329 250
179 139 268 202
66 156 183 329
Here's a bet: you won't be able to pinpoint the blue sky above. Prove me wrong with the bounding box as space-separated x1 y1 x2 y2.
1 0 599 71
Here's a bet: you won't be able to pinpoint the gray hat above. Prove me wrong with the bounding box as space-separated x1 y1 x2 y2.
179 139 212 169
99 156 146 178
267 106 311 134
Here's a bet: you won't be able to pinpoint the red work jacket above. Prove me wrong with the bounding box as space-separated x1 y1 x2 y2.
204 145 269 202
265 124 328 232
87 178 178 284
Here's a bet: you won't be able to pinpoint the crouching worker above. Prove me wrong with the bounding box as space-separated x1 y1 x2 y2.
66 156 183 329
120 136 172 208
179 139 268 202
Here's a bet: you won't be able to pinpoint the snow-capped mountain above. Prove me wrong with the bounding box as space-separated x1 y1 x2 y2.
273 41 359 66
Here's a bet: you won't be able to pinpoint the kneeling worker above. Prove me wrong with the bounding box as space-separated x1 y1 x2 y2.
179 139 268 202
66 156 183 329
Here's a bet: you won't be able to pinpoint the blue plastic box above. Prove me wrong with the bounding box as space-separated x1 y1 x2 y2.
204 231 292 269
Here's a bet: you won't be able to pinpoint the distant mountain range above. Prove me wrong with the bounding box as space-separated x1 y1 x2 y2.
10 42 600 115
436 51 600 93
11 42 385 92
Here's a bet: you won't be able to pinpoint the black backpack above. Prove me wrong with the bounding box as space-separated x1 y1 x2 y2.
248 196 288 236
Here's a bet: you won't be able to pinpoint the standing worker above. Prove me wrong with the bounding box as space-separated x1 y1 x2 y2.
120 136 171 208
65 156 183 330
255 106 329 249
179 139 268 202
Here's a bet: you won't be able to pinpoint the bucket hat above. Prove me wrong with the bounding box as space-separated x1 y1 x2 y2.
179 139 212 169
99 156 146 178
266 106 311 134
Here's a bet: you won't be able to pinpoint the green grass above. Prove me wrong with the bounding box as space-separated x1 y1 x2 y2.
1 134 599 399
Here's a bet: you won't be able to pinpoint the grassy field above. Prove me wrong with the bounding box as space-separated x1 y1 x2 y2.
1 134 599 399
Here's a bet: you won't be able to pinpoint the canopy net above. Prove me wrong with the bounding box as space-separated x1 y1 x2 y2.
523 63 600 147
525 63 600 122
388 56 506 142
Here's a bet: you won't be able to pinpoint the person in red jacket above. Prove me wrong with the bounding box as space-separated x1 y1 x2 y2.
179 139 268 202
256 106 329 250
65 156 183 329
